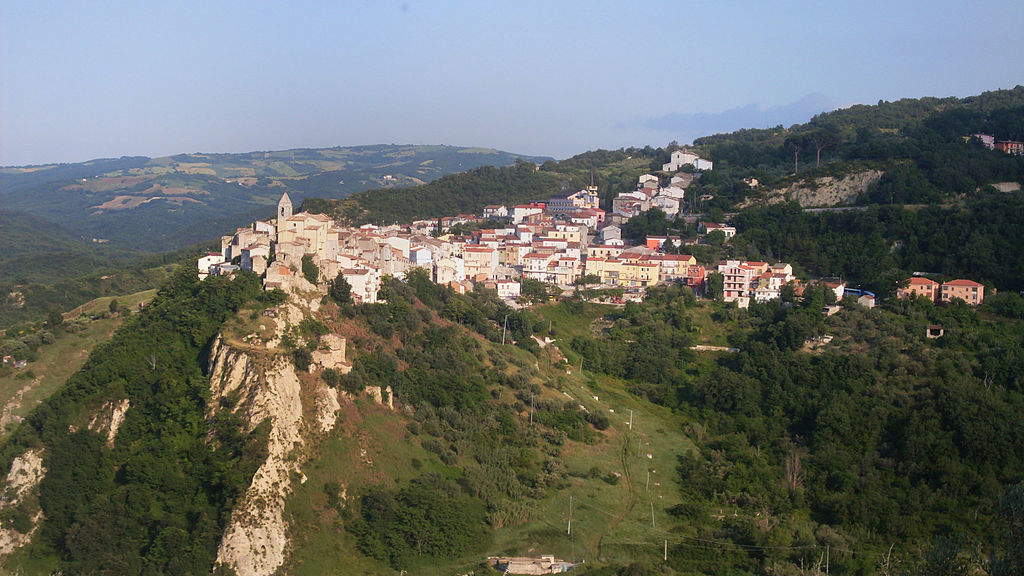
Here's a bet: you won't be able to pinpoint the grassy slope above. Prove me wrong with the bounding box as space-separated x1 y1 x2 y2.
0 289 158 441
281 305 695 575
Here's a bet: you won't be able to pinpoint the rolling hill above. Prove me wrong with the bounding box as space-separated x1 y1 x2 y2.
0 145 549 251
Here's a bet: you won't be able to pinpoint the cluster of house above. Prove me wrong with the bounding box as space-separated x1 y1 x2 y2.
972 133 1024 155
897 277 986 305
196 151 739 304
608 149 711 220
718 260 800 308
198 191 715 304
718 261 884 311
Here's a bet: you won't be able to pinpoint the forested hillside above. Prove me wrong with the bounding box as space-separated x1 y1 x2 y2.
306 149 664 225
0 268 696 575
683 86 1024 210
0 245 191 329
728 191 1024 293
0 270 272 573
0 210 130 285
568 285 1024 575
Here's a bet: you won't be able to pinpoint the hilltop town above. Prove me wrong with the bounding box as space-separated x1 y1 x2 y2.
199 150 734 305
199 147 986 312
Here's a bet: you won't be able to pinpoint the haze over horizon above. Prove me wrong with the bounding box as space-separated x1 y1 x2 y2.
2 0 1023 166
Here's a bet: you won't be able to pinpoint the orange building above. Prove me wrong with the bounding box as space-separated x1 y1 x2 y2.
940 279 985 305
897 277 940 302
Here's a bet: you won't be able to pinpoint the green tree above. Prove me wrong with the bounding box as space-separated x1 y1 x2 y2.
806 127 842 167
706 272 724 300
520 278 558 303
301 254 320 284
328 274 353 305
46 309 63 329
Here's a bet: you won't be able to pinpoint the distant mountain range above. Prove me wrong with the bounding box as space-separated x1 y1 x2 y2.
0 145 550 252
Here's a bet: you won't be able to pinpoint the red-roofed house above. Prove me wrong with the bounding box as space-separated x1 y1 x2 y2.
941 279 985 305
897 277 940 302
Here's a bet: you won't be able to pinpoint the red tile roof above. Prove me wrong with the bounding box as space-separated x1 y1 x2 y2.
943 279 983 287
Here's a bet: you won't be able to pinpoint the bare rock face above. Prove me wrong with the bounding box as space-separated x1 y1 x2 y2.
365 385 394 410
209 299 342 576
209 337 303 576
312 334 348 372
87 398 130 447
741 169 884 208
990 181 1021 192
0 449 46 556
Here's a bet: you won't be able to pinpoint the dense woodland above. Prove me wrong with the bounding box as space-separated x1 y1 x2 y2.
0 270 272 574
569 285 1024 575
304 149 665 225
730 192 1024 293
687 86 1024 210
0 244 197 329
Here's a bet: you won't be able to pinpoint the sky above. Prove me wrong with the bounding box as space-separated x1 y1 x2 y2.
2 1 1023 166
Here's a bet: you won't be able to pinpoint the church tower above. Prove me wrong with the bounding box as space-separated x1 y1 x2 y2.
278 192 293 221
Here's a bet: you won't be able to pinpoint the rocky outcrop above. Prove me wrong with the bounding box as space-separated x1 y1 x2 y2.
209 337 303 576
365 385 394 410
312 334 348 372
0 450 46 555
741 169 884 208
209 297 342 576
87 398 130 447
990 181 1022 193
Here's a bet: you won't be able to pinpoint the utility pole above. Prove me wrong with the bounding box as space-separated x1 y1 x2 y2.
529 395 534 425
567 495 573 536
663 540 668 562
646 470 650 493
826 545 830 575
501 314 509 345
650 501 656 528
628 409 633 431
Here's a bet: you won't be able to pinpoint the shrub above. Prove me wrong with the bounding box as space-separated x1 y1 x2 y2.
301 255 320 284
321 368 342 387
292 347 312 371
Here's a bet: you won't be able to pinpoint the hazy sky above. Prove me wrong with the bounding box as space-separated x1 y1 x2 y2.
2 1 1023 165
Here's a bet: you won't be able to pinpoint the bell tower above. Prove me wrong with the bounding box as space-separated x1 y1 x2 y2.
278 193 293 220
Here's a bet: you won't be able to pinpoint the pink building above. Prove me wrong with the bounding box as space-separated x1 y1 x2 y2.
940 279 985 305
897 277 940 302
